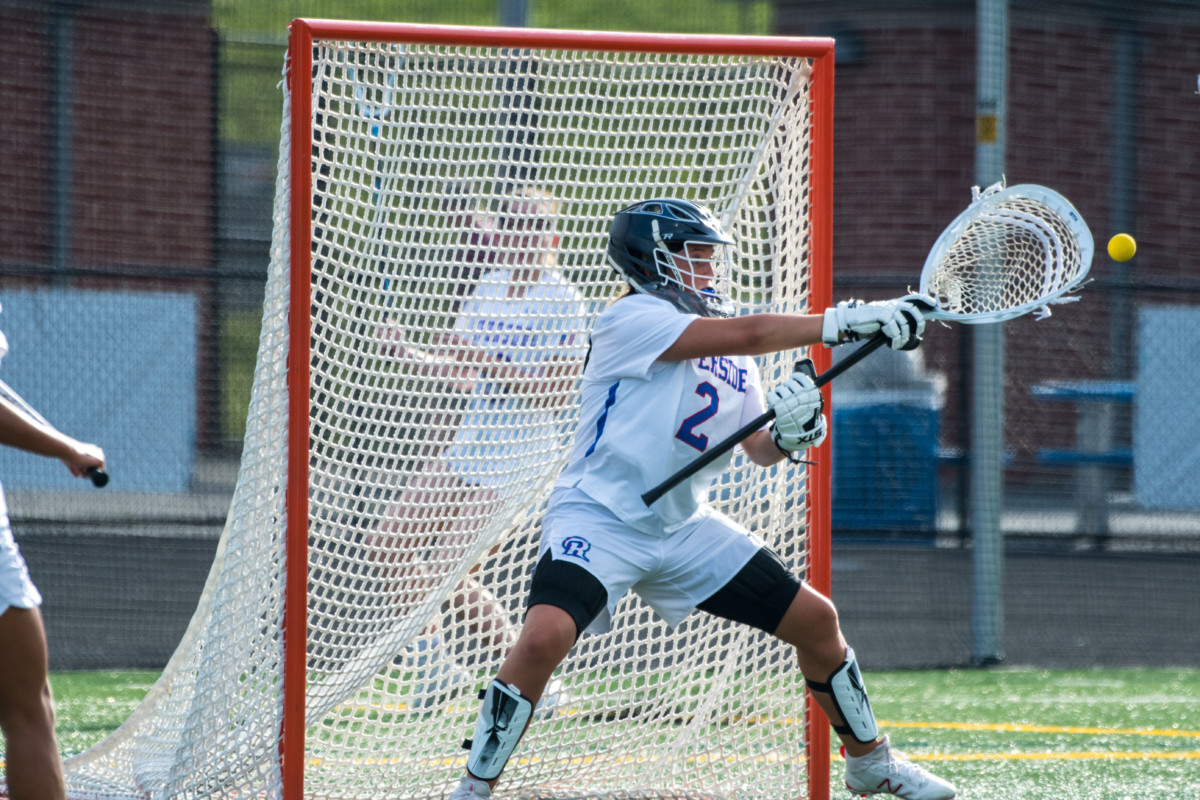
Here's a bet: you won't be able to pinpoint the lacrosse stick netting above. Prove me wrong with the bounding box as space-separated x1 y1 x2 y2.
920 181 1094 323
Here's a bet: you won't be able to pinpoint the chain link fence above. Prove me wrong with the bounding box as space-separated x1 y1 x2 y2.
1 0 1197 670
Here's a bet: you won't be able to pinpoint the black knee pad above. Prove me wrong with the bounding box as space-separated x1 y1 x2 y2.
526 550 607 641
697 547 802 634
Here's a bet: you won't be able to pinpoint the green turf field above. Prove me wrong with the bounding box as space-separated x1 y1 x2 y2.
24 666 1200 799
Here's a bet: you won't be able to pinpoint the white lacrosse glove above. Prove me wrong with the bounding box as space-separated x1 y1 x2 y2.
767 373 827 457
822 297 927 351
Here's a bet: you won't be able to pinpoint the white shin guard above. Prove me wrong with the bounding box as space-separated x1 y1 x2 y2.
806 647 878 744
464 680 533 781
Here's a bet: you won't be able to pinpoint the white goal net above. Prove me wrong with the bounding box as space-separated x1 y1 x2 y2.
59 21 834 800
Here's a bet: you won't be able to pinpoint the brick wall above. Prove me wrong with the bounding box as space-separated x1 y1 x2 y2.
0 4 214 272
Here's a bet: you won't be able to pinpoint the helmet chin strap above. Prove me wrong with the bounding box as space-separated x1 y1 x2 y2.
651 247 689 293
650 218 669 250
650 220 690 287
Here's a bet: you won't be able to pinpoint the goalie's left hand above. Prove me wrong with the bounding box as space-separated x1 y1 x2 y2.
767 372 827 455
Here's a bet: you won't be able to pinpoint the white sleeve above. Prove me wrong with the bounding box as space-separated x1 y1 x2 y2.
586 295 698 382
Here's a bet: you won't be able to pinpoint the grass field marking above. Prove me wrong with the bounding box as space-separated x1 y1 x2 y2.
879 719 1200 739
327 702 1200 743
305 752 811 769
304 749 1200 770
928 751 1200 762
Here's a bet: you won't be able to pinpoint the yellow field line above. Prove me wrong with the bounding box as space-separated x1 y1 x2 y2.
336 703 1200 742
926 751 1200 762
311 705 1200 769
879 719 1200 739
301 748 1200 769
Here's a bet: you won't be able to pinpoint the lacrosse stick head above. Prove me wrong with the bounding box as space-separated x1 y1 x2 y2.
918 182 1094 323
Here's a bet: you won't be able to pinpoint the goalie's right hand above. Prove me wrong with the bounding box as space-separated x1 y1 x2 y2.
822 297 927 350
767 373 827 455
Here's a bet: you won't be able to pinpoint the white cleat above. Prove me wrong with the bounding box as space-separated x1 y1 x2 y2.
843 737 956 800
447 776 492 800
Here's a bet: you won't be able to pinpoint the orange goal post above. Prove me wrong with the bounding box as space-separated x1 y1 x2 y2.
61 19 835 800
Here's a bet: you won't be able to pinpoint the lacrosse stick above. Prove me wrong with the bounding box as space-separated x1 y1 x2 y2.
642 181 1093 506
0 377 109 487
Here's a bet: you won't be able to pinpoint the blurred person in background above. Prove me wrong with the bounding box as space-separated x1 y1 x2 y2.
370 187 586 705
0 302 106 800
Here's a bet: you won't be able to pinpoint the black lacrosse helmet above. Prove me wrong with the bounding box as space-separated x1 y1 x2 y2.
606 198 736 318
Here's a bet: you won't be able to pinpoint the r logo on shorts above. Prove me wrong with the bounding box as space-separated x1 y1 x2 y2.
560 536 591 561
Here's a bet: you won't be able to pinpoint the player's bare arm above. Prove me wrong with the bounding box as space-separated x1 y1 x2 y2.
739 429 789 467
659 313 824 361
0 397 105 477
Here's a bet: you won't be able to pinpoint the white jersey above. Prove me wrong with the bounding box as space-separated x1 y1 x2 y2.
444 268 588 487
554 293 766 534
0 308 41 612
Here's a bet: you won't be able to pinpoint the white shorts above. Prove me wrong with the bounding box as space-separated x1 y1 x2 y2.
541 487 764 635
0 483 42 617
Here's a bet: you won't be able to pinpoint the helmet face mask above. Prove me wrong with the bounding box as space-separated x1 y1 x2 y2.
653 240 734 312
607 199 737 317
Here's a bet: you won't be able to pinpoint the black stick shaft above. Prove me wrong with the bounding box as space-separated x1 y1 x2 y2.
640 335 886 506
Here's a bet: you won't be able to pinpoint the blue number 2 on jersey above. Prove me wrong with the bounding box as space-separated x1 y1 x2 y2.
676 382 718 451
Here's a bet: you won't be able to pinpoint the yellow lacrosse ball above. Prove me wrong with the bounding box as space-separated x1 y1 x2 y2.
1107 233 1137 262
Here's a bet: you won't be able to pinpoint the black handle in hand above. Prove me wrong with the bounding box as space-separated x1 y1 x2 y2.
640 335 887 506
88 466 109 488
